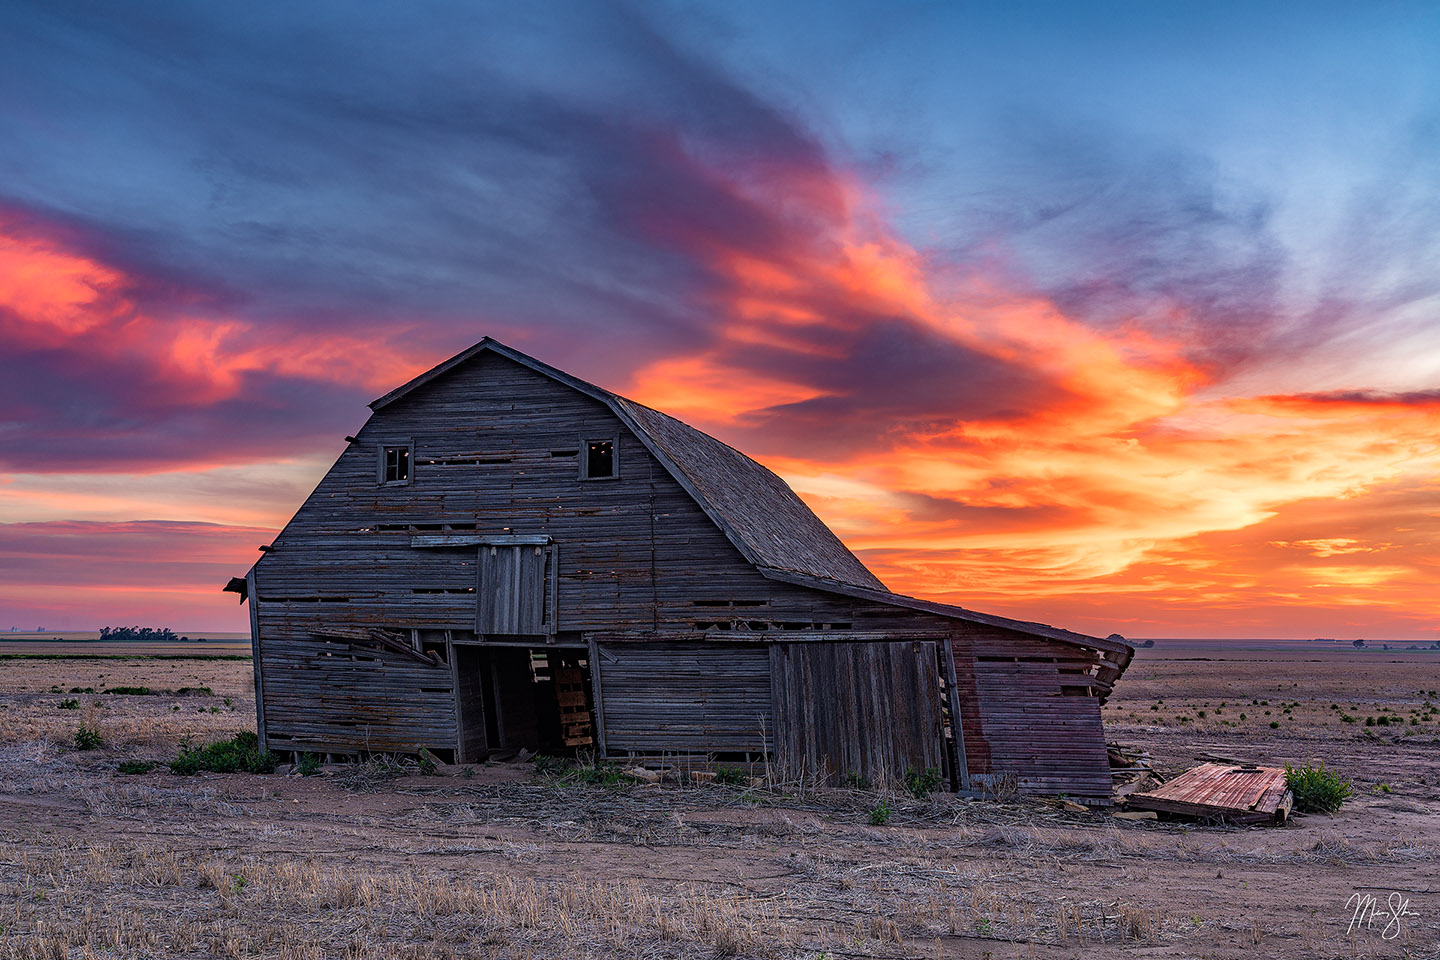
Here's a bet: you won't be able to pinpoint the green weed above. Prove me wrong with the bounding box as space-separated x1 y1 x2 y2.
1285 762 1352 814
117 760 158 775
170 732 277 775
714 765 748 786
904 765 944 799
867 798 892 826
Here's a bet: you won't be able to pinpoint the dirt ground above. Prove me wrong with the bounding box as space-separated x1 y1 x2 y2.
1 643 1436 959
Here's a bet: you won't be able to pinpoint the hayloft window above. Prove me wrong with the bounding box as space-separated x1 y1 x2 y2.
476 537 556 636
581 439 616 480
379 444 412 485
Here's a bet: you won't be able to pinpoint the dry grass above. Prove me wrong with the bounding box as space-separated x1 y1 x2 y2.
0 838 800 960
3 649 1439 959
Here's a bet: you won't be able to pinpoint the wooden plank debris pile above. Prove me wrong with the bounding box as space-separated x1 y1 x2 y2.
1108 742 1161 799
1124 762 1293 825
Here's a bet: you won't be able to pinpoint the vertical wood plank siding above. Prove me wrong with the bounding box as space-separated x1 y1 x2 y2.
476 544 549 634
770 641 943 786
251 351 1121 796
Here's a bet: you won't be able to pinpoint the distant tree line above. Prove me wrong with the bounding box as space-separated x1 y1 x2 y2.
99 626 185 642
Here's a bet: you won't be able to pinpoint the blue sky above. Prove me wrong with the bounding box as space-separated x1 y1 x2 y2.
2 1 1438 635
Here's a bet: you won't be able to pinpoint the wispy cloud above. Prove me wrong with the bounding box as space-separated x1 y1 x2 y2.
1 1 1436 634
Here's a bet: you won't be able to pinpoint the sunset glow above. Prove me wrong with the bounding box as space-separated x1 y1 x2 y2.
2 3 1436 638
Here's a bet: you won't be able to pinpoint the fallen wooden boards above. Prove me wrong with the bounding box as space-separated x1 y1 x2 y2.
1126 762 1294 825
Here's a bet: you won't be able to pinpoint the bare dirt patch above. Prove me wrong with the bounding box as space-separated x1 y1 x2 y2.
1 649 1436 959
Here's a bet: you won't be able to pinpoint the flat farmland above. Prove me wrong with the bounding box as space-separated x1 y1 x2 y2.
1 642 1436 959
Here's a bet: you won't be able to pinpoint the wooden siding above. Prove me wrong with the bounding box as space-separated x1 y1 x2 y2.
770 641 943 787
452 646 489 761
595 642 772 754
259 637 456 754
969 649 1112 799
476 543 552 635
248 349 1122 798
1127 764 1294 824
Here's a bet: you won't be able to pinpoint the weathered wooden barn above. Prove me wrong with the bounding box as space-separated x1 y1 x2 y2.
228 338 1131 801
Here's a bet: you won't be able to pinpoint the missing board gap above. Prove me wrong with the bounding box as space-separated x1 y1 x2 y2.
256 596 351 604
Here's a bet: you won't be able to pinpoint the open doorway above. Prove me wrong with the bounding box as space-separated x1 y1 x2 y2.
453 646 595 762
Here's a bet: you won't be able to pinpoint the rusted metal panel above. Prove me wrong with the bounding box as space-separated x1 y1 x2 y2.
1128 764 1293 824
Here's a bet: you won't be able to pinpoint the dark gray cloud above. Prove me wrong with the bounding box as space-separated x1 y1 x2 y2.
0 1 848 470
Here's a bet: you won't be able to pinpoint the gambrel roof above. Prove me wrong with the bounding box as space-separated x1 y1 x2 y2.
369 338 1131 666
371 338 884 591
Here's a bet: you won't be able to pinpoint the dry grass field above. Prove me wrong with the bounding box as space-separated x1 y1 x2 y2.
1 642 1436 959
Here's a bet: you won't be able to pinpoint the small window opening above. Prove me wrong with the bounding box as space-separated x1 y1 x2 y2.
382 445 411 484
584 440 615 479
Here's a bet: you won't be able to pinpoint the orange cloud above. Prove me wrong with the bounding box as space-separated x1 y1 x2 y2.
622 165 1440 637
0 216 439 471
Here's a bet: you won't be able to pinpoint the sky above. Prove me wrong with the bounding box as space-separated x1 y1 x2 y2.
1 1 1438 639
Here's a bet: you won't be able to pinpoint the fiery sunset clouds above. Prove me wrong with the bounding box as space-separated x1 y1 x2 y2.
2 2 1437 637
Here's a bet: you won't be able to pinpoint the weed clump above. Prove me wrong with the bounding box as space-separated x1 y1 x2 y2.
58 698 79 710
867 797 893 826
714 765 748 786
1285 761 1351 814
295 752 320 776
170 732 277 775
117 759 158 775
534 754 633 788
74 725 103 750
905 766 943 799
103 686 153 696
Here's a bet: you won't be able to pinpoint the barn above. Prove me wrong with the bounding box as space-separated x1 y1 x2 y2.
226 338 1132 801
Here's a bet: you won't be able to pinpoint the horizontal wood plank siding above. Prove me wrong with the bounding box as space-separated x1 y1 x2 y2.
596 642 771 754
249 349 1121 792
966 636 1112 799
259 637 456 754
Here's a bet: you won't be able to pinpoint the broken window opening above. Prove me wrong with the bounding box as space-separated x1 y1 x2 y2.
582 439 616 480
380 444 412 484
